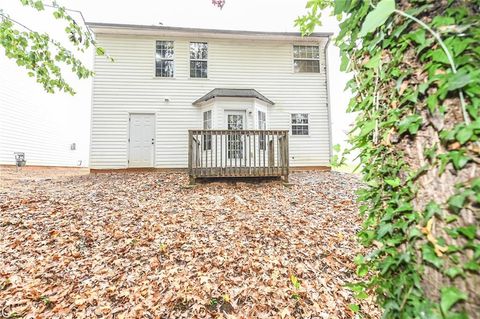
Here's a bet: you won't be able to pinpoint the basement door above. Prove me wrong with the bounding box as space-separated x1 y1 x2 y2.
128 114 155 167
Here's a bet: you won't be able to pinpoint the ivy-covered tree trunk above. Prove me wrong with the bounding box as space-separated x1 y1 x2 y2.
297 0 479 317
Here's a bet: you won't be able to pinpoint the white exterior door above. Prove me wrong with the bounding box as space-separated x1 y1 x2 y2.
225 111 245 161
129 114 155 167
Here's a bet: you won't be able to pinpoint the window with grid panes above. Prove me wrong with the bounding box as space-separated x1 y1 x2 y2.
291 113 309 135
293 45 320 73
155 41 174 77
190 42 208 78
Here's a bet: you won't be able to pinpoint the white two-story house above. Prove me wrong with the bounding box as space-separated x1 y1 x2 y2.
87 23 332 181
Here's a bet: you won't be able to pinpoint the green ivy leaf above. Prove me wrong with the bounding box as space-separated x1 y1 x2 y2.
358 0 396 37
449 151 470 170
422 244 443 269
464 260 480 272
448 194 466 213
456 127 473 144
440 287 467 314
348 303 360 313
385 178 401 188
359 120 376 137
457 226 476 240
448 70 472 91
365 53 381 68
445 267 464 279
398 114 422 135
357 264 368 277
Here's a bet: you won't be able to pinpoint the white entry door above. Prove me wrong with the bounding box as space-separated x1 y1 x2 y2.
129 114 155 167
225 111 246 160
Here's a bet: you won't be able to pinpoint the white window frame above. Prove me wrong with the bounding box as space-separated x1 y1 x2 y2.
203 110 212 150
190 42 208 79
293 45 320 73
155 40 175 78
291 113 310 136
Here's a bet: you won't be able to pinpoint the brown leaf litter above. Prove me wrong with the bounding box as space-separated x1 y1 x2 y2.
0 169 380 318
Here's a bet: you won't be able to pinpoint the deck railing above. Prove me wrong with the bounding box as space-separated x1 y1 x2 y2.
188 130 289 183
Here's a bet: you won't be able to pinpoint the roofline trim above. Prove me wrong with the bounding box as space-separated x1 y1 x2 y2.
192 88 275 106
86 22 333 40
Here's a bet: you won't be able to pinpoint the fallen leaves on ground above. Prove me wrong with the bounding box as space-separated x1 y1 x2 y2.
0 170 380 318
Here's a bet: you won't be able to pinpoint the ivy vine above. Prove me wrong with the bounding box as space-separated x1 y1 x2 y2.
297 0 479 318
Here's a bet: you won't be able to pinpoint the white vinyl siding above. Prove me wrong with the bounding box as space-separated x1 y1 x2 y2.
90 34 330 168
0 57 89 167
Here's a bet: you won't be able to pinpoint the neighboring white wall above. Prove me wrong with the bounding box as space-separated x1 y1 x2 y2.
90 34 330 168
0 54 91 167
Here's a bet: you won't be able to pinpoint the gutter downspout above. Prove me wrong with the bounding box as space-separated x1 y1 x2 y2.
324 36 333 165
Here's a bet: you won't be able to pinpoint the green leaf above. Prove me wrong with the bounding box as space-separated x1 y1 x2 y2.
449 151 470 170
398 114 422 135
348 303 360 313
33 1 44 10
357 264 368 277
377 223 393 238
96 47 105 56
440 287 467 314
445 267 464 279
431 49 450 64
422 244 443 268
334 0 350 15
358 0 396 37
456 127 473 144
359 120 376 137
409 28 426 45
448 70 472 91
457 225 476 240
448 194 466 212
385 178 401 188
365 53 381 68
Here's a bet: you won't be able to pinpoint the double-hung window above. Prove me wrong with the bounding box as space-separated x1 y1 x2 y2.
203 110 212 150
258 111 267 150
293 45 320 73
155 41 174 77
190 42 208 78
291 113 309 135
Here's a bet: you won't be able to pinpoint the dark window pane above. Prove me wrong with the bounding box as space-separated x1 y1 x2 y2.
293 60 320 73
190 42 208 59
155 60 174 77
156 41 174 59
190 61 208 78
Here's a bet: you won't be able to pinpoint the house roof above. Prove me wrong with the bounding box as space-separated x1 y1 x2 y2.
193 88 274 105
86 22 332 42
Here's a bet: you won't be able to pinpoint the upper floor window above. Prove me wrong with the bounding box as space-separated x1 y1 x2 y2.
190 42 208 78
293 45 320 73
156 41 174 77
291 113 309 135
203 110 212 150
258 111 266 150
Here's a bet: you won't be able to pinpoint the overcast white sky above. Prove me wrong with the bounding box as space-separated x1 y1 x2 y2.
0 0 354 162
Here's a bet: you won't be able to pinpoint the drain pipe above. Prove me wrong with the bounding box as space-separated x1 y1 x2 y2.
324 35 333 164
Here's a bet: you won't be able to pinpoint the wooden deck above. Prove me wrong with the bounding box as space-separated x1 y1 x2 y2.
188 130 289 184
